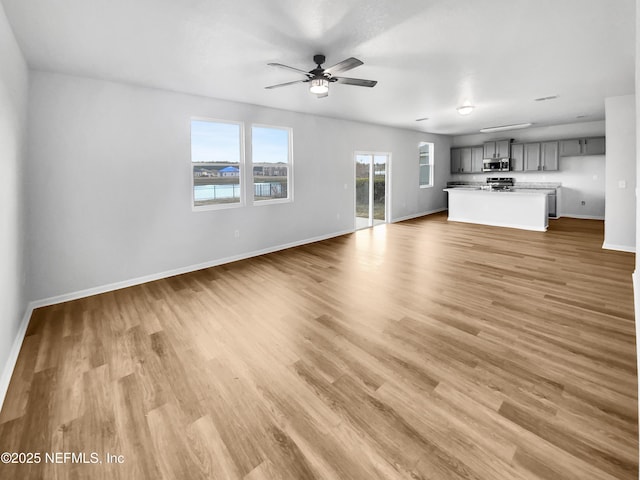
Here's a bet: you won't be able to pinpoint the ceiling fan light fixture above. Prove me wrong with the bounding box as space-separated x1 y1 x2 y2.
309 78 329 95
456 105 475 116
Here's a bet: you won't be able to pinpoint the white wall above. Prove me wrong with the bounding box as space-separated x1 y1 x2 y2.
634 0 639 455
26 71 451 302
604 95 636 252
0 3 28 404
637 0 640 273
451 121 606 218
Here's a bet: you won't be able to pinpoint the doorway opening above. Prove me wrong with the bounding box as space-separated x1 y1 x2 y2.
355 152 390 230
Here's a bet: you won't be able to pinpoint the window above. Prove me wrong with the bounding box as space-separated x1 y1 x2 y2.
419 142 434 188
191 119 243 209
251 125 292 203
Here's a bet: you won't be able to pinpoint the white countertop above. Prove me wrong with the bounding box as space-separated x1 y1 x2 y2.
444 188 548 196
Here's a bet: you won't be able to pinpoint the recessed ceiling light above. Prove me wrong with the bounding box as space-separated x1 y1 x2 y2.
456 105 475 115
534 95 558 102
480 123 533 133
415 117 429 122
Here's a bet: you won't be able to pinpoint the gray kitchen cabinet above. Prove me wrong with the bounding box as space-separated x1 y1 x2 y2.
471 146 484 172
523 141 558 171
541 141 559 170
460 148 472 173
583 137 605 155
483 139 511 159
450 148 461 173
524 143 541 171
450 147 473 173
510 143 524 171
559 139 581 156
559 137 605 156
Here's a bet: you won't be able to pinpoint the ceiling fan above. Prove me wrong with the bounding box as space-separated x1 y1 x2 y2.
265 54 377 98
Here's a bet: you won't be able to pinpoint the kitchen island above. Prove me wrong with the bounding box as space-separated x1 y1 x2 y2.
444 188 548 231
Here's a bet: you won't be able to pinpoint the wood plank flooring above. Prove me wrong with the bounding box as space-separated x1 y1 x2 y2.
0 212 637 479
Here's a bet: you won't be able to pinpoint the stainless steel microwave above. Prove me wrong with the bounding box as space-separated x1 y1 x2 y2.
483 158 510 172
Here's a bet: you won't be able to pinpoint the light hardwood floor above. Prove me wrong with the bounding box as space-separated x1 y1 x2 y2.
0 213 637 479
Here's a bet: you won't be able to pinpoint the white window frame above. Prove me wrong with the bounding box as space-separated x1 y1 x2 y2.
190 117 245 212
419 142 434 188
251 124 293 206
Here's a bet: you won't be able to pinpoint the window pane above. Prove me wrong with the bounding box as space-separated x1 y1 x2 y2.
420 165 430 186
355 155 370 219
253 166 288 200
252 126 289 164
191 119 242 207
193 166 240 206
191 120 240 164
252 126 291 202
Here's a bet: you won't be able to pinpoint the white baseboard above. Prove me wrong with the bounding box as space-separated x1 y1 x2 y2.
30 228 354 310
391 207 447 223
602 242 636 253
559 214 605 220
0 304 34 413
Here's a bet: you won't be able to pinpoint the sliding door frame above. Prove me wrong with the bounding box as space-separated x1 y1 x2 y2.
354 151 392 230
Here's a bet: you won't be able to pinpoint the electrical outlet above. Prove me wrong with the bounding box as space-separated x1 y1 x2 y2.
234 230 240 239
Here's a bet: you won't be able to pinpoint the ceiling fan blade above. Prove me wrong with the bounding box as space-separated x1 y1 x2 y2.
267 63 311 77
265 79 307 89
334 77 377 87
324 57 363 75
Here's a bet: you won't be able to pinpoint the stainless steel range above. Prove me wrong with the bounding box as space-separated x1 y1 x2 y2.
486 177 514 191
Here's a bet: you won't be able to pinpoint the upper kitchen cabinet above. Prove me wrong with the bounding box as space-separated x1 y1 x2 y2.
450 148 461 173
510 143 524 171
524 143 541 171
450 147 474 173
541 141 559 170
559 137 605 156
471 146 484 173
559 139 581 156
483 139 511 159
523 141 559 171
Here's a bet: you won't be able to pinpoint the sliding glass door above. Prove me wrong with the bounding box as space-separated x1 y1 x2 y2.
355 153 389 229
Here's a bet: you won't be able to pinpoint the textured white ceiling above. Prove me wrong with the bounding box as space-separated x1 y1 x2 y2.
1 0 635 135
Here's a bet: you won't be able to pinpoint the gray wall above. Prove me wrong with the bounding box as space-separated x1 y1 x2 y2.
451 121 606 218
637 0 640 271
604 94 636 251
26 71 451 302
0 3 28 400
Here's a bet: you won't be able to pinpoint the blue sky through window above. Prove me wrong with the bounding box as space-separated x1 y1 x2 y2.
252 126 289 164
191 120 240 163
